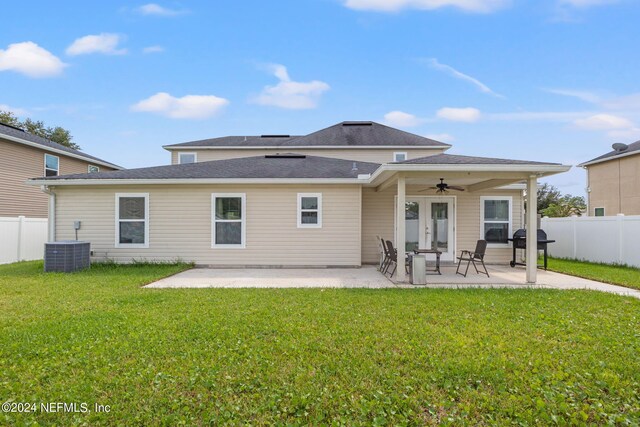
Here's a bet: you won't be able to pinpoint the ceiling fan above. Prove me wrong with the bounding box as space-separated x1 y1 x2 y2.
419 178 465 193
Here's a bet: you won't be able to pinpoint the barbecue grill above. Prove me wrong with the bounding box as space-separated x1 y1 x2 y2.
508 229 555 270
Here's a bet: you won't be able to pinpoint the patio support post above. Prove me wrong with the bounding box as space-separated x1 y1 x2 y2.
396 174 406 282
526 174 538 284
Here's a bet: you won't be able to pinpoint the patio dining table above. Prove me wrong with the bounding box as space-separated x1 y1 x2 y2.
413 248 442 275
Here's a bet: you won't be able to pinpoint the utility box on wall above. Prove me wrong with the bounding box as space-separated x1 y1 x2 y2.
44 241 91 272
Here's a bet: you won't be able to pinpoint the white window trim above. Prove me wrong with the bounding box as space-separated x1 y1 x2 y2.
480 196 512 247
115 193 149 249
211 193 246 248
594 207 605 217
44 153 59 176
88 165 100 173
297 193 322 228
178 152 198 164
393 152 407 162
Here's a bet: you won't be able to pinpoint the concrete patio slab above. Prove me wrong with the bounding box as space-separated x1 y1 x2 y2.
144 264 640 299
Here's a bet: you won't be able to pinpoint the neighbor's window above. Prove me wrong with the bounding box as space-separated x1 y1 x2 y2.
44 154 59 177
116 193 149 248
212 194 245 247
594 207 605 217
179 152 197 164
481 196 512 245
298 193 322 228
88 165 100 173
393 152 407 162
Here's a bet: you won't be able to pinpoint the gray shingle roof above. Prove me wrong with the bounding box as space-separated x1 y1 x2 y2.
164 121 450 148
36 154 381 181
396 153 561 165
0 122 122 169
581 140 640 165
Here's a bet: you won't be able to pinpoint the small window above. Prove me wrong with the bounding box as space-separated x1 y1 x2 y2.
481 196 512 245
594 207 605 217
298 193 322 228
44 154 59 177
179 152 197 164
393 152 407 162
115 193 149 248
212 194 245 248
88 165 100 173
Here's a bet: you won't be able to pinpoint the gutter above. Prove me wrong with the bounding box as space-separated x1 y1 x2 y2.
1 133 123 170
41 185 56 242
162 145 451 151
26 177 373 186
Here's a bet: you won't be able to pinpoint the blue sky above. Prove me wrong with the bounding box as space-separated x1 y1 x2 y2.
2 0 640 196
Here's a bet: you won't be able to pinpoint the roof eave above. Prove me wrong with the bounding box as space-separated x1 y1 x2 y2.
2 133 123 170
578 149 640 167
26 177 372 186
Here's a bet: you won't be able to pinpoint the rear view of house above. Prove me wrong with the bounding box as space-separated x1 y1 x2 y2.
29 121 570 282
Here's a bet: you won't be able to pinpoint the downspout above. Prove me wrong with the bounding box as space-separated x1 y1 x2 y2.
41 185 56 242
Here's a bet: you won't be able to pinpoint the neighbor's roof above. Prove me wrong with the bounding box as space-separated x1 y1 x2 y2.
579 140 640 167
0 122 123 170
396 153 562 166
164 121 451 149
33 154 381 181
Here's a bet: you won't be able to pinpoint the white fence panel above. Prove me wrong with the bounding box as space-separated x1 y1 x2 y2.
0 216 49 264
541 215 640 268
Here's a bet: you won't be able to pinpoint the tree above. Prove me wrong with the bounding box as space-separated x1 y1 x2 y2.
542 195 587 217
0 110 79 150
537 183 562 212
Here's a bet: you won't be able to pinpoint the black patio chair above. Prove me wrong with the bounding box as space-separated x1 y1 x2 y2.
456 239 489 277
379 236 391 272
384 240 409 277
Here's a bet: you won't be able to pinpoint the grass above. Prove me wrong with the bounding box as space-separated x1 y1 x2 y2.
546 257 640 291
1 261 639 425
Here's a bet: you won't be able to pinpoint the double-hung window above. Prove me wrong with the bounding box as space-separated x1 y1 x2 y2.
44 154 59 176
212 194 245 248
297 193 322 228
115 193 149 248
480 196 512 245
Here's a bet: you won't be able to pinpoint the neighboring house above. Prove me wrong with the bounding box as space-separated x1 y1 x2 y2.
579 140 640 216
28 121 569 282
1 122 122 218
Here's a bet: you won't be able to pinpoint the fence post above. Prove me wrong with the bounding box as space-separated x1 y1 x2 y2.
17 215 25 262
617 214 624 264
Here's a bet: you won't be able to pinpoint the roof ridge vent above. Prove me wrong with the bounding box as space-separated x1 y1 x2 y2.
612 143 629 152
264 153 306 159
261 134 290 138
342 121 373 127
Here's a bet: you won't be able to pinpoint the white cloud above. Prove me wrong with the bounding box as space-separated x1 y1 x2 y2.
559 0 619 7
437 107 481 122
424 133 455 143
143 45 165 54
252 64 330 110
131 92 229 119
0 42 66 78
66 33 127 56
543 88 601 104
602 93 640 110
426 58 503 98
573 114 634 130
343 0 509 13
136 3 187 16
0 104 28 116
383 110 423 127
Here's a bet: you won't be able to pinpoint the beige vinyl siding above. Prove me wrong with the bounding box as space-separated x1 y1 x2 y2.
0 138 116 217
170 148 446 165
361 186 523 264
587 154 640 215
53 184 362 266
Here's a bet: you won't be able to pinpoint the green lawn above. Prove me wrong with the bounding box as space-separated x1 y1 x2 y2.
1 261 639 426
546 257 640 291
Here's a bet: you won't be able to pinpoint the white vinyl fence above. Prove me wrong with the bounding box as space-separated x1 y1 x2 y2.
0 216 48 264
541 215 640 268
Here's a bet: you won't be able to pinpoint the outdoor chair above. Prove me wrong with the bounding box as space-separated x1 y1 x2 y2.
384 240 409 277
376 235 387 271
456 239 489 277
